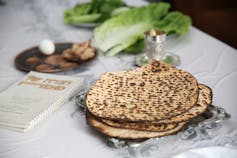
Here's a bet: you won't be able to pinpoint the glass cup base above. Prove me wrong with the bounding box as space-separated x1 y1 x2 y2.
135 52 181 67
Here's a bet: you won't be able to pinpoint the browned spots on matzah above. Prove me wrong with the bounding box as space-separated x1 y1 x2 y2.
86 60 199 122
100 117 178 132
144 84 212 124
86 112 186 140
85 60 213 139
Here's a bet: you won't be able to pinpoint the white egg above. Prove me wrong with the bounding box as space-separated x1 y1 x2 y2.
39 39 55 55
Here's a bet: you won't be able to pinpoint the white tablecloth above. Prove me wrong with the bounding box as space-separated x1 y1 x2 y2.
0 0 237 158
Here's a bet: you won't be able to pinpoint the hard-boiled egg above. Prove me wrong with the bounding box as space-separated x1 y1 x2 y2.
39 39 55 55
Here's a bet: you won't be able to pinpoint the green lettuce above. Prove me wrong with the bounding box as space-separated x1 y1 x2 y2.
124 38 145 53
64 3 91 17
94 3 192 56
90 0 127 22
64 0 127 25
155 11 192 35
94 3 170 56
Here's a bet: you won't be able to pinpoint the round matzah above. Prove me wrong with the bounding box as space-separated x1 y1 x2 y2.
154 84 212 123
99 84 212 129
100 118 177 132
87 113 186 140
86 61 199 122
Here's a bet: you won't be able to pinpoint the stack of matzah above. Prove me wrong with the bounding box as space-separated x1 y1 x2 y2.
86 61 212 139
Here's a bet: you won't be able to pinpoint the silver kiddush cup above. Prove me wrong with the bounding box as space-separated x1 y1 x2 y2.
135 29 180 67
135 30 166 66
144 30 166 61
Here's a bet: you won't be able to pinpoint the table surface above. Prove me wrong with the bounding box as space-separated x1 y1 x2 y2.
0 0 237 158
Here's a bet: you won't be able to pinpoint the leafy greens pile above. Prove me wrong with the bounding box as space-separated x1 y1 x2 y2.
94 2 192 56
64 0 129 25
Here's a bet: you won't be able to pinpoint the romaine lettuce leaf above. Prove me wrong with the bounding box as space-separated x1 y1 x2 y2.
94 3 170 55
124 38 145 53
124 11 192 53
65 13 101 24
155 11 192 35
91 0 127 22
64 0 127 25
64 3 91 18
94 3 192 55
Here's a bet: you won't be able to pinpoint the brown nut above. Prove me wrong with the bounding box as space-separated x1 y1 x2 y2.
63 40 95 62
74 45 88 56
74 40 91 55
44 54 67 65
35 64 56 72
83 40 91 48
60 62 78 69
79 47 96 61
62 48 78 61
25 57 41 65
72 43 80 52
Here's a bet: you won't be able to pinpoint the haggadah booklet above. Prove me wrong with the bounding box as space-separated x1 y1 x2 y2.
0 71 83 132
